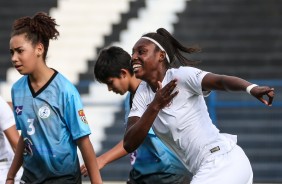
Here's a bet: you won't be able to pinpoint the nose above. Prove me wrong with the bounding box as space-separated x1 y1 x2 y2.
11 53 18 64
131 53 138 62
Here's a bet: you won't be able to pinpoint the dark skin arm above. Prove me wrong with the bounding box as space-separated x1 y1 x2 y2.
123 74 275 153
202 73 274 106
124 79 178 153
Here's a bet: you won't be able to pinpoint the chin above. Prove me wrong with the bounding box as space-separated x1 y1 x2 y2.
134 73 144 80
16 70 25 75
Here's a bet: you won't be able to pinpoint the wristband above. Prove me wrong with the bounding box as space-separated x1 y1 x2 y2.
246 84 258 94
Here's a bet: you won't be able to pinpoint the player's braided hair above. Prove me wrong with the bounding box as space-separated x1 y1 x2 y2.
11 12 59 60
142 28 201 67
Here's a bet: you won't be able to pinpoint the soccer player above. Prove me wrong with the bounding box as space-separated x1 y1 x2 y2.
124 28 275 184
6 12 102 184
81 46 191 183
0 96 23 184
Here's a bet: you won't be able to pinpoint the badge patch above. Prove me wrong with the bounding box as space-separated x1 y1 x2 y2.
78 110 88 124
38 105 51 119
15 106 23 115
23 137 33 156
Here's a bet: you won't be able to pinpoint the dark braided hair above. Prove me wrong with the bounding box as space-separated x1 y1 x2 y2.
142 28 200 67
11 12 59 60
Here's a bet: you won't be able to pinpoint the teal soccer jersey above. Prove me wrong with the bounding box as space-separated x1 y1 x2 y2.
12 70 91 183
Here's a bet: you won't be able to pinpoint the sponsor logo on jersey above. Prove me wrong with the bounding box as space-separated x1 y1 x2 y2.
38 105 51 119
196 70 203 78
15 106 23 115
78 110 88 124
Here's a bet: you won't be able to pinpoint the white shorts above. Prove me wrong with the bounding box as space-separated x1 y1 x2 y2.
191 145 253 184
0 161 23 184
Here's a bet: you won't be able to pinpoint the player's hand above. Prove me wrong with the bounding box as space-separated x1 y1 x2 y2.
5 179 14 184
250 86 274 106
80 164 88 177
151 79 178 110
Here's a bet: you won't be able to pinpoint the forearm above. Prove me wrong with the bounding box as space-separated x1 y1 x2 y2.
202 73 252 92
220 75 252 91
77 136 102 184
7 136 24 180
99 140 128 167
124 104 159 153
202 73 274 106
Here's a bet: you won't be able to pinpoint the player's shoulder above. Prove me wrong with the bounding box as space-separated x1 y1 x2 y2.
138 81 147 89
12 75 28 89
54 72 78 92
136 81 150 93
168 66 207 80
169 66 203 74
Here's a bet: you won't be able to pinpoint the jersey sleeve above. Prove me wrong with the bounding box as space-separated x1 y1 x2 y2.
0 96 15 131
178 67 210 96
128 83 148 119
64 86 91 140
124 93 131 127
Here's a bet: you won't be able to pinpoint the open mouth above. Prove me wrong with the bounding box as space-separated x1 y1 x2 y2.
132 64 142 72
15 65 23 69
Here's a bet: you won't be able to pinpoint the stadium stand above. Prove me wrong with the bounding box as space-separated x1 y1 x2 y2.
0 0 281 183
0 0 57 99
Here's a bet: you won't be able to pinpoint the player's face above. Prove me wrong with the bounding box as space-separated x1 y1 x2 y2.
9 34 39 75
105 76 129 95
131 39 162 81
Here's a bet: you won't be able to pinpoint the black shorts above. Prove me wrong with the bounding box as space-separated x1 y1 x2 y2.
20 169 81 184
127 169 191 184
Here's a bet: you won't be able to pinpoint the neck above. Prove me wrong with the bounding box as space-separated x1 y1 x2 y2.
129 76 141 94
146 67 168 92
29 66 54 84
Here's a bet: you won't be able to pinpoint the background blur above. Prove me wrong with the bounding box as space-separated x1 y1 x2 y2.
0 0 281 183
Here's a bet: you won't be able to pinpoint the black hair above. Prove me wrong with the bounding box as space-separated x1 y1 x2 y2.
11 12 59 60
142 28 200 67
94 46 133 83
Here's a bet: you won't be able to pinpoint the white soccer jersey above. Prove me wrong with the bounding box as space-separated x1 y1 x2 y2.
129 67 237 174
0 96 15 162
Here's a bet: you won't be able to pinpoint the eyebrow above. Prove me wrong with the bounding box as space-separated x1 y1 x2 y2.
10 46 22 51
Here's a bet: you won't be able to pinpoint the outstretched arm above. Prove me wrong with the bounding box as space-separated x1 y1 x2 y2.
81 140 128 176
202 73 274 106
124 79 178 153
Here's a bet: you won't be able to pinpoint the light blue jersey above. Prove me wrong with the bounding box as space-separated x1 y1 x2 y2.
12 70 91 183
124 93 188 178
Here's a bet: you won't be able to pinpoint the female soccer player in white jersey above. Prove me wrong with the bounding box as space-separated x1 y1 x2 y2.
7 12 102 184
123 28 275 184
0 96 23 184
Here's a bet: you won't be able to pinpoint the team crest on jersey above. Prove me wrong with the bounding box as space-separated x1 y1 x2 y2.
15 106 23 115
38 105 51 119
23 137 33 156
78 110 88 124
